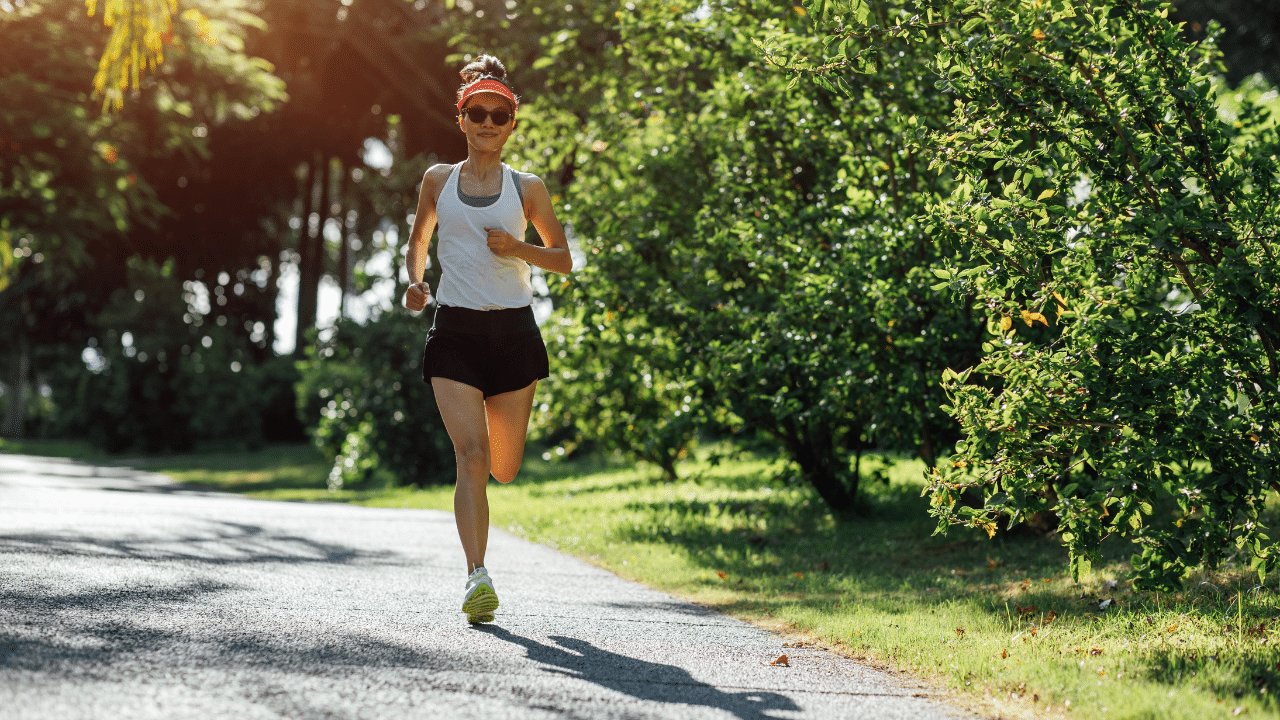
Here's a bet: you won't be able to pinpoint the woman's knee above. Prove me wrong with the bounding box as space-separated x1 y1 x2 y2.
492 461 522 484
453 442 490 479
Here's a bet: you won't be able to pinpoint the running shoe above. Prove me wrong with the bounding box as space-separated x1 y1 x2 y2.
462 566 499 622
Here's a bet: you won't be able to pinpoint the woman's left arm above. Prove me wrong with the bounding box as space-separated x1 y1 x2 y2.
484 174 572 274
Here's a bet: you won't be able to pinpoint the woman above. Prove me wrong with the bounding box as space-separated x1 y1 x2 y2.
402 55 572 624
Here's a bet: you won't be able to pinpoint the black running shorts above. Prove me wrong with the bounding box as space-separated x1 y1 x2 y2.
421 305 550 398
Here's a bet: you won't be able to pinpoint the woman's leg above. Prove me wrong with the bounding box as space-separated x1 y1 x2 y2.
431 377 492 573
486 380 538 484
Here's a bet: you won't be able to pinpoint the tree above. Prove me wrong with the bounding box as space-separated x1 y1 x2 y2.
0 0 284 438
775 0 1280 588
446 0 982 507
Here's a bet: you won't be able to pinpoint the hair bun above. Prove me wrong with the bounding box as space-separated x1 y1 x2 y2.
460 54 507 85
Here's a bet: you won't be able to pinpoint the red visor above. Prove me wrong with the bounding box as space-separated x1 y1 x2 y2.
457 79 519 114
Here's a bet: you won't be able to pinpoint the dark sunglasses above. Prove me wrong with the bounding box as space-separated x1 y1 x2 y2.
461 107 512 126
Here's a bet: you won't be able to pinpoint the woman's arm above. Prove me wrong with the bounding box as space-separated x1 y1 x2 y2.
403 165 450 311
484 174 573 275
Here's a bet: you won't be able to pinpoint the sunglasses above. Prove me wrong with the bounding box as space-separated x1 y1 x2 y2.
461 107 513 126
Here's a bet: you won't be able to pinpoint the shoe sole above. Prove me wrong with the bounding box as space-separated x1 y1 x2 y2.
462 585 499 617
467 612 495 624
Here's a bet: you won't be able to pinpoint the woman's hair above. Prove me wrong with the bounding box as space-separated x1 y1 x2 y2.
456 54 520 109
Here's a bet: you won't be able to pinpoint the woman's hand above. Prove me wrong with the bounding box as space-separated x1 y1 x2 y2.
485 227 521 257
405 281 431 312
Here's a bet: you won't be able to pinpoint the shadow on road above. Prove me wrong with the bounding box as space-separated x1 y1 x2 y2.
0 521 400 566
0 581 450 683
478 625 800 720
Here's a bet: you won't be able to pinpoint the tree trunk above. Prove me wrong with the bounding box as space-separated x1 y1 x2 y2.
295 155 326 357
337 169 351 319
265 247 279 353
786 422 855 514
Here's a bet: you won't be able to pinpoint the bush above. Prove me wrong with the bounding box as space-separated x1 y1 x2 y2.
295 310 453 489
518 0 982 509
51 257 268 453
910 0 1280 589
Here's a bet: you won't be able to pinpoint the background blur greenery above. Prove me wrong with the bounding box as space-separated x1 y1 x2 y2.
2 0 1277 590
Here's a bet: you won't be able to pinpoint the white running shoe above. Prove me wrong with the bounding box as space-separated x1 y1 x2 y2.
462 566 499 623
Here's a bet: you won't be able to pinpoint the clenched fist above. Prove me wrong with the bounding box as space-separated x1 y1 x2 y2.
404 281 431 312
485 227 520 257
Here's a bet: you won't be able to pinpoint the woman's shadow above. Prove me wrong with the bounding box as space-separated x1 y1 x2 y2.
476 625 799 720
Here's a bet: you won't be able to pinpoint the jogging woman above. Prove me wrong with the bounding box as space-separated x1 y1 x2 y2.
402 55 572 624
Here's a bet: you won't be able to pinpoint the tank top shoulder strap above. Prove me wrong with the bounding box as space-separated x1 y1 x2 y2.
435 162 463 205
507 164 524 207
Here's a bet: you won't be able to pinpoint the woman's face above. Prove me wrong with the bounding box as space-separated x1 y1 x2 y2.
459 95 516 153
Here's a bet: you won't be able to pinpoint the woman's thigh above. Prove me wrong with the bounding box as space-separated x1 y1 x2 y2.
485 380 537 484
431 377 490 477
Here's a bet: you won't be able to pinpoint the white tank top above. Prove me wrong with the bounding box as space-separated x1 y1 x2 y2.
434 162 532 310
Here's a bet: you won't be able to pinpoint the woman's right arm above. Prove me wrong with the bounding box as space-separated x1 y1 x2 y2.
404 165 449 311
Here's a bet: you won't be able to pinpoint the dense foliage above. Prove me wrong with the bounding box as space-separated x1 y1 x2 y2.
0 0 285 439
295 311 453 490
448 0 983 509
784 0 1278 587
52 257 281 452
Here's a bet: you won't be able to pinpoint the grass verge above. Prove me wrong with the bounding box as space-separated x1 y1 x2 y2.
7 440 1277 720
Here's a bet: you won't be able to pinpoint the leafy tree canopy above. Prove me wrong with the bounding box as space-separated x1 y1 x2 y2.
779 0 1278 588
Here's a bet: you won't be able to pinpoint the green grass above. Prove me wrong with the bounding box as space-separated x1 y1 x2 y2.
128 444 331 494
6 439 1277 720
0 437 113 462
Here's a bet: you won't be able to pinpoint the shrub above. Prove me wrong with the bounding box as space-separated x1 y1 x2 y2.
295 311 453 489
913 0 1280 588
51 257 267 453
521 0 982 508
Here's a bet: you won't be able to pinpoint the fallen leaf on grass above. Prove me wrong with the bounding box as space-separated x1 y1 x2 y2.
955 627 966 637
716 571 727 579
1090 648 1104 656
1001 648 1009 659
795 572 804 579
770 654 790 667
1044 610 1059 622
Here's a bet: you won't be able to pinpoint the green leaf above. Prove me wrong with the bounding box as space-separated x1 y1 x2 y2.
850 0 870 25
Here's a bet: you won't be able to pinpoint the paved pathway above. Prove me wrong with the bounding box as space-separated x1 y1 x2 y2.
0 453 973 720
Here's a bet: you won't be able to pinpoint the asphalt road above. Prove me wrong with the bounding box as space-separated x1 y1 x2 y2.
0 453 973 720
